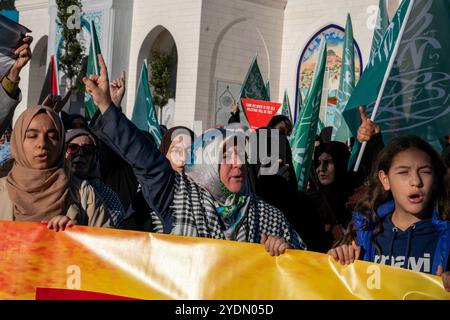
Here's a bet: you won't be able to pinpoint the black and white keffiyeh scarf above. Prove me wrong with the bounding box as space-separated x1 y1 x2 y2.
151 173 306 249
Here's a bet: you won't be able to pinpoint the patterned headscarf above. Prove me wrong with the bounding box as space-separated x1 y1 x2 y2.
185 127 250 204
185 127 250 236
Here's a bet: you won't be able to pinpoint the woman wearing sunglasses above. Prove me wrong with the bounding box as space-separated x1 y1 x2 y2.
0 106 111 230
65 128 126 228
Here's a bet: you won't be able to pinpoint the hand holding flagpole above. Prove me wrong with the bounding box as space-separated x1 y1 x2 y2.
353 106 381 171
353 0 415 172
356 106 380 142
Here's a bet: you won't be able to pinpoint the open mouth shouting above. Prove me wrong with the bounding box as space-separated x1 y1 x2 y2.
407 191 425 204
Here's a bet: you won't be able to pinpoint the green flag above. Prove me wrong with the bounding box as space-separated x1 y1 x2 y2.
239 56 270 127
131 60 162 147
281 90 292 121
295 89 303 124
332 14 355 142
290 39 327 191
265 81 271 101
345 0 450 166
84 20 102 120
342 0 409 139
344 0 410 172
348 0 389 170
370 0 389 62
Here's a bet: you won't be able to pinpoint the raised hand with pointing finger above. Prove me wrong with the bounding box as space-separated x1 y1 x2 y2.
82 54 112 113
357 106 380 143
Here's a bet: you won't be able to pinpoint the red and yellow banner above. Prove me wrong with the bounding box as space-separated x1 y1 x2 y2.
0 221 449 300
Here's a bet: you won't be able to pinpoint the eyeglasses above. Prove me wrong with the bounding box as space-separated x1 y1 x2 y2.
66 143 97 156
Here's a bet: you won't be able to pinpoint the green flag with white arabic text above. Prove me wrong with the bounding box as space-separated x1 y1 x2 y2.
344 0 450 151
347 0 389 170
332 14 355 142
290 39 327 191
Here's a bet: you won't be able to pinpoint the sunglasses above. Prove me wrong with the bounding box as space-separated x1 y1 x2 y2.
66 143 97 156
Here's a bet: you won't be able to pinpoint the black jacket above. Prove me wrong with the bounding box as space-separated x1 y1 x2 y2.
90 105 175 233
247 129 328 252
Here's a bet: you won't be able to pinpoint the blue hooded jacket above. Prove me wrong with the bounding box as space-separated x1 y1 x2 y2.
354 200 450 274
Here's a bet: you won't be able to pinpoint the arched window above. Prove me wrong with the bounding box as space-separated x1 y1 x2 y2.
295 24 363 125
137 26 178 128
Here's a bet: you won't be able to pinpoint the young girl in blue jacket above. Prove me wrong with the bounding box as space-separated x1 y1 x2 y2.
328 136 450 292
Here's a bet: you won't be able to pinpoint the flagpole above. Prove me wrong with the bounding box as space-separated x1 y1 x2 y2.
90 20 99 75
353 0 415 172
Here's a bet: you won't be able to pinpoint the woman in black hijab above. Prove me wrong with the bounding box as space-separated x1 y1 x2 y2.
309 141 356 250
123 126 195 231
267 115 293 137
247 127 328 252
159 126 195 174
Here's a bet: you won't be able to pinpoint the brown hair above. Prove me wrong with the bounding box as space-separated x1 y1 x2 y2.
335 136 449 250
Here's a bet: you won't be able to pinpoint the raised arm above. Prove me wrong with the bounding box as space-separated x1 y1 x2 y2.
0 36 33 136
84 54 175 233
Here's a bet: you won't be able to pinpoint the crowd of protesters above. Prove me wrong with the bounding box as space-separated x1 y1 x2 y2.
0 36 449 292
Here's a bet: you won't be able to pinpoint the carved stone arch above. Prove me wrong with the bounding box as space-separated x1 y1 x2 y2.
207 18 270 126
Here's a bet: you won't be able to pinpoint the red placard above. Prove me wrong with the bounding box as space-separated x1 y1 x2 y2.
241 98 282 130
